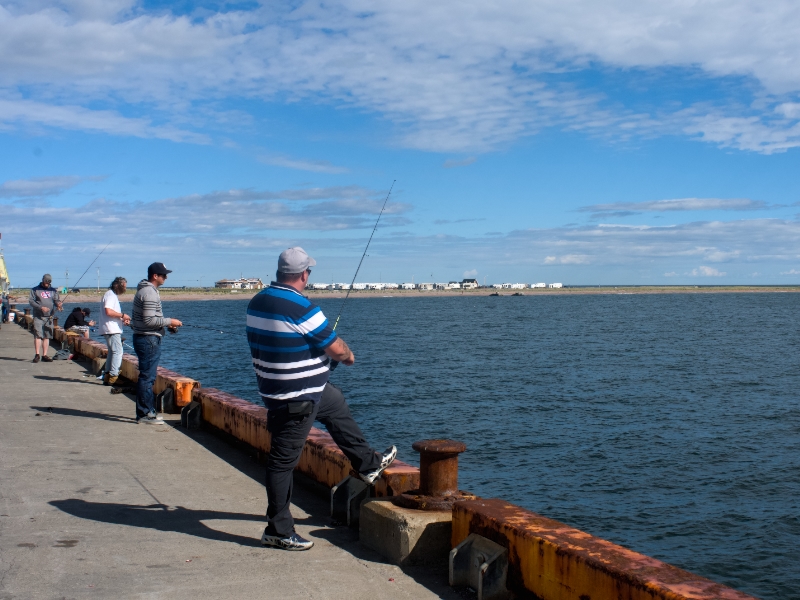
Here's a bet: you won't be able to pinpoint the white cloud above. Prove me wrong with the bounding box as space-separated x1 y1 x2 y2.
780 269 800 275
583 198 772 215
463 268 477 277
0 98 209 144
0 185 412 241
258 155 349 174
0 175 81 198
443 157 477 169
5 192 800 283
1 2 800 151
544 254 592 265
689 266 726 277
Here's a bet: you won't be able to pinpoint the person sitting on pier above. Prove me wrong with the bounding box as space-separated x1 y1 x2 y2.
29 273 62 362
63 307 96 339
248 247 397 551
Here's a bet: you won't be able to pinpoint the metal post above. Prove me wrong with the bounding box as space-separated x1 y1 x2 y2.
415 439 466 497
394 439 476 511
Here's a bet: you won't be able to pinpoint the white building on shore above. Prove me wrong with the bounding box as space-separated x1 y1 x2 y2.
461 278 478 289
418 283 434 290
215 278 264 290
530 282 546 288
549 282 563 288
401 282 416 290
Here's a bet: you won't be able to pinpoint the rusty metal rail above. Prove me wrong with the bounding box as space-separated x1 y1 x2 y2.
453 499 757 600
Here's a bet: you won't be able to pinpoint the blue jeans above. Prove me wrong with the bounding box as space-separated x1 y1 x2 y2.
133 334 162 419
103 333 123 377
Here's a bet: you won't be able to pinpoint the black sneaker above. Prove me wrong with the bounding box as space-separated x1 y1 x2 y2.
261 530 314 551
41 355 53 362
32 355 40 363
358 445 397 485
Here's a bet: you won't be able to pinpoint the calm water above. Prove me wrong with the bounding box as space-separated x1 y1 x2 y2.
87 293 799 599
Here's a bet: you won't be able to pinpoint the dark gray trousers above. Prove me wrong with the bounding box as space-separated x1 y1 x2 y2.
265 382 381 537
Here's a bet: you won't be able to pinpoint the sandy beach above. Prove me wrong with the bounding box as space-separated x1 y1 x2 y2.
6 285 800 305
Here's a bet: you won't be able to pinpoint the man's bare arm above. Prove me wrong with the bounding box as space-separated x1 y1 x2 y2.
324 337 355 365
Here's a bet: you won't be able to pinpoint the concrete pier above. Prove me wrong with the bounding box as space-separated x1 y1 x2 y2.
0 324 456 599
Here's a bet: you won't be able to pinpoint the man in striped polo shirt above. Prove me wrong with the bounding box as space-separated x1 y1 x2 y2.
248 247 396 551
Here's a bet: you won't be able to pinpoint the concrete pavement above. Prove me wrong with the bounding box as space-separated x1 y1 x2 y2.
0 323 457 600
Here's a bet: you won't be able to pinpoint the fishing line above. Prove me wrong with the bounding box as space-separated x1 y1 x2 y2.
68 241 112 293
180 323 247 337
332 180 395 332
45 241 112 324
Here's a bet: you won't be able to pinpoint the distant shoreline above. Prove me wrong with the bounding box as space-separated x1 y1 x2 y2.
7 285 800 304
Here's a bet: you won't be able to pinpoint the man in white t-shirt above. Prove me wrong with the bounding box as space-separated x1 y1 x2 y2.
99 277 131 386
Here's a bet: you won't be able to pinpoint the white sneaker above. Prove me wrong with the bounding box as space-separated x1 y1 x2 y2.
261 530 314 551
137 414 165 425
358 445 397 485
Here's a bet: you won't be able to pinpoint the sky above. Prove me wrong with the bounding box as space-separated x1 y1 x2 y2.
1 0 800 287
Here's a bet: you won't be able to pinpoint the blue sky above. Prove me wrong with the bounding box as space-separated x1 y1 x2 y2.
2 0 800 287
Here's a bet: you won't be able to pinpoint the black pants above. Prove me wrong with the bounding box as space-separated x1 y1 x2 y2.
265 382 381 536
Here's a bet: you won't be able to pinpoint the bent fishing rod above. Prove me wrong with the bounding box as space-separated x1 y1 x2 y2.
332 180 395 332
169 181 395 343
327 180 395 371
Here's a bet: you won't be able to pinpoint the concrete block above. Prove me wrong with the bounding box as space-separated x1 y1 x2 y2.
359 499 451 566
91 356 106 375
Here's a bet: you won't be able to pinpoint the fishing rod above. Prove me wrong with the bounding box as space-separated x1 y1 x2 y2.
326 180 395 372
44 241 111 323
68 242 111 293
331 180 395 332
180 323 246 337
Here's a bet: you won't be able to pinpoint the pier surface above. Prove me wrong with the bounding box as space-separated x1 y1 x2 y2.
0 324 453 600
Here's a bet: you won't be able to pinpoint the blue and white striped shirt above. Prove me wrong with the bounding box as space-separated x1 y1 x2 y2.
246 282 337 408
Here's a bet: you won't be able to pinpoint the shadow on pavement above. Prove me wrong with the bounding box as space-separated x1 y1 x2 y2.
30 406 137 423
33 375 99 384
0 356 32 362
50 499 263 547
167 425 458 598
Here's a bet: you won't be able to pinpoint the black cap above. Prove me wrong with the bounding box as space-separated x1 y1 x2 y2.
147 262 173 277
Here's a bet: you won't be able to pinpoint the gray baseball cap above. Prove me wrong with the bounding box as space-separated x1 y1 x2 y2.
278 247 317 274
42 273 52 283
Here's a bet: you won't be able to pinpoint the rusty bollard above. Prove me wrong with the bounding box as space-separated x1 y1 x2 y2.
24 308 31 316
393 439 477 511
52 317 58 327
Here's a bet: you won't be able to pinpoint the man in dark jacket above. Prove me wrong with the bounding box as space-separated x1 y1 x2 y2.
63 307 96 338
131 262 182 425
29 274 62 362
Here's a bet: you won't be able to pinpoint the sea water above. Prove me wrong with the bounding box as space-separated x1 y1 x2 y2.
88 293 799 599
